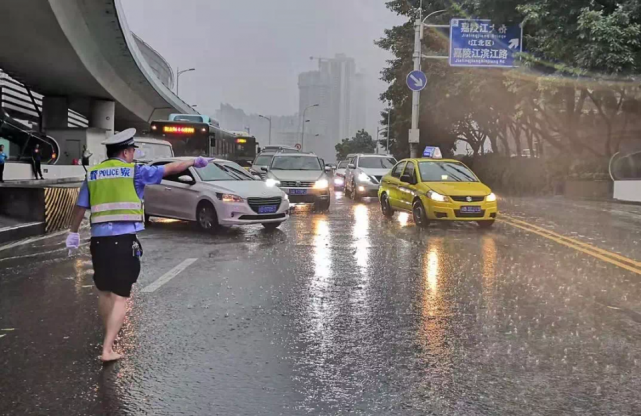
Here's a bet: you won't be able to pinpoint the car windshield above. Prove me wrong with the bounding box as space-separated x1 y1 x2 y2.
195 162 248 181
418 161 479 182
337 161 348 169
218 162 255 180
253 155 273 166
271 156 321 170
358 157 396 169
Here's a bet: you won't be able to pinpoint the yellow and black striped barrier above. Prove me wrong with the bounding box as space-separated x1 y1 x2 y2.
44 187 80 233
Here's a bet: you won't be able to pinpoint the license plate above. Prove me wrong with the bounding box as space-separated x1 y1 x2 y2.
461 206 482 213
258 205 278 214
289 189 307 195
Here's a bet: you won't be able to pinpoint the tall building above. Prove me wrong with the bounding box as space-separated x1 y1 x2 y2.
298 54 367 163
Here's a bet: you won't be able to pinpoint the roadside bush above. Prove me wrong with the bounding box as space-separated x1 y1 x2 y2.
462 154 611 196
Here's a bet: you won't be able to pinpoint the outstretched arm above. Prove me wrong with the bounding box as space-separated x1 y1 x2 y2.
162 157 209 177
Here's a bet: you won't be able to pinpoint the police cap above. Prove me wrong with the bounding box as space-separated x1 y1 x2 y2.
102 128 138 149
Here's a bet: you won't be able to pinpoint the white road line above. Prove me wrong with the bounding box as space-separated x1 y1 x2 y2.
141 258 198 293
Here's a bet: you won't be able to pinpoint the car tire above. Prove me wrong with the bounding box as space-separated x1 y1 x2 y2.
380 193 394 218
314 199 330 212
478 220 495 229
412 199 429 228
262 222 282 230
351 181 360 202
197 202 219 232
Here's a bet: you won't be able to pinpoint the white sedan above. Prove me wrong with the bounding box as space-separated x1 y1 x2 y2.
144 158 290 231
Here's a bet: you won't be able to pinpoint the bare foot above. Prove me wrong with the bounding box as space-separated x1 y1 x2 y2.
100 350 123 363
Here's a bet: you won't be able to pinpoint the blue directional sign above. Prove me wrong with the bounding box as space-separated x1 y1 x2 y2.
449 19 523 68
406 70 427 92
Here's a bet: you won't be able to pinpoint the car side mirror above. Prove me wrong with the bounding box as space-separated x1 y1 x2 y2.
348 164 355 169
178 175 195 185
325 166 331 172
400 174 415 184
260 166 269 173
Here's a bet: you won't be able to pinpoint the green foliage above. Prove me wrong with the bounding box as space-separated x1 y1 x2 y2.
378 0 641 165
335 130 377 161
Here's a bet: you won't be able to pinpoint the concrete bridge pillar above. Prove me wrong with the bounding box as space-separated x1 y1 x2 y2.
89 99 115 135
42 96 68 130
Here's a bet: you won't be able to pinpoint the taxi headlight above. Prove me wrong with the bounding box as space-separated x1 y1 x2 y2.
358 173 371 182
427 190 448 202
486 193 497 202
217 193 244 203
265 179 280 187
313 179 329 190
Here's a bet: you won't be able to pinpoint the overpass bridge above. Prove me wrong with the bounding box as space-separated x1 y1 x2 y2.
0 0 196 135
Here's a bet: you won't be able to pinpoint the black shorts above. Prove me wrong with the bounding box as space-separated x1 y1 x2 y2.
90 234 142 298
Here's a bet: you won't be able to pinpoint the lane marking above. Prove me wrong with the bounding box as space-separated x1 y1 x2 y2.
502 214 641 268
141 258 198 293
499 219 641 276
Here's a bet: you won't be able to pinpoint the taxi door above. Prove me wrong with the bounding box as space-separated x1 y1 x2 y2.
382 161 406 209
397 161 417 211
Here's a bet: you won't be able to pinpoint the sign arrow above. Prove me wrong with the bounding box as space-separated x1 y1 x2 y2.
508 38 520 49
410 74 424 88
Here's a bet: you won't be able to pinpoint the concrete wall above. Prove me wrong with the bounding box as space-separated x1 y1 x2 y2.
3 163 85 181
614 180 641 203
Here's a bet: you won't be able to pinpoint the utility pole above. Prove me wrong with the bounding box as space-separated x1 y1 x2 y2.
387 103 392 154
410 18 422 158
301 104 319 151
259 115 272 145
410 8 447 158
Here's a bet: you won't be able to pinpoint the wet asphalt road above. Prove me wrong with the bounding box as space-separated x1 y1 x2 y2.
1 194 641 415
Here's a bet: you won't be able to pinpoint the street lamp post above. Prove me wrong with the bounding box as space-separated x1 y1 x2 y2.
387 103 392 153
259 115 272 145
301 104 319 151
376 126 388 154
176 67 196 97
410 9 447 157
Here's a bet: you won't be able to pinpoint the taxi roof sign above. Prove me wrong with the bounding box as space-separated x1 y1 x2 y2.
423 146 443 159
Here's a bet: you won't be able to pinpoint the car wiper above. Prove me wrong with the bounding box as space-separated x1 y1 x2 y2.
447 165 477 182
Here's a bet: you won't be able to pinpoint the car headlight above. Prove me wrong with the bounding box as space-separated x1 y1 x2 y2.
217 193 244 203
358 173 371 182
427 190 448 202
333 177 344 185
313 179 329 190
486 193 497 202
265 179 280 187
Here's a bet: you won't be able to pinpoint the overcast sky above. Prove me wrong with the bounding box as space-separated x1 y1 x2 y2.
121 0 406 126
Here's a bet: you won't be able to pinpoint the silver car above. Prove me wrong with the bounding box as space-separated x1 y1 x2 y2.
344 154 397 201
263 153 331 211
144 158 290 231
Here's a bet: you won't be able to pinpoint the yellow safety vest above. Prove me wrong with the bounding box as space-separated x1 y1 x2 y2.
87 159 143 224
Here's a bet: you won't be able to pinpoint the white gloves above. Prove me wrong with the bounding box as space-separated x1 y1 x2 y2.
66 232 80 250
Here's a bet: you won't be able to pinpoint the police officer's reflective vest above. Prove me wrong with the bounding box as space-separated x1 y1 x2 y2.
87 159 143 224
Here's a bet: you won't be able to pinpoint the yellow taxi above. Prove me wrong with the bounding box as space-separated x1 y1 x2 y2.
378 152 498 228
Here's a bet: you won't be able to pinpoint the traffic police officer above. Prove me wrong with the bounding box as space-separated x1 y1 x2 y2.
66 128 209 362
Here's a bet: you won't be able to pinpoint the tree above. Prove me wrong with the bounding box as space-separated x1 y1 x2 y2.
377 0 641 160
335 130 377 161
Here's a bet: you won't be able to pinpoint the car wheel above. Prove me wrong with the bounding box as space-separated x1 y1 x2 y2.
478 220 495 229
412 199 429 228
314 199 330 212
197 202 219 232
262 222 281 230
351 181 360 201
380 194 394 218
